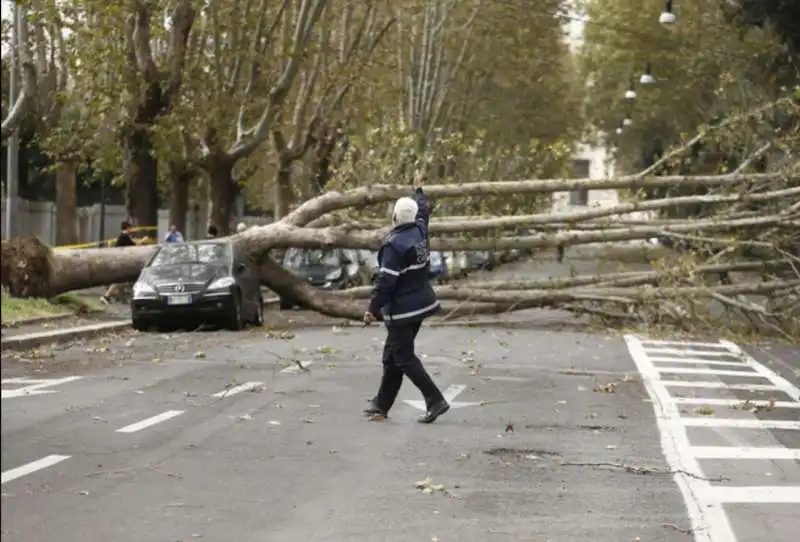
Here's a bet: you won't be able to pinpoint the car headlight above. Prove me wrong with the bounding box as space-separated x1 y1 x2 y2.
207 276 236 290
133 282 156 298
325 268 342 281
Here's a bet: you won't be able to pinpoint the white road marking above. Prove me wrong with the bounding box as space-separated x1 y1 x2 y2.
1 376 84 400
404 384 482 411
660 381 779 391
639 339 731 349
1 455 70 485
116 410 184 433
655 367 761 377
625 334 800 542
698 485 800 504
681 418 800 430
673 398 800 408
211 381 263 398
648 357 750 367
280 361 313 374
691 446 800 460
644 348 743 358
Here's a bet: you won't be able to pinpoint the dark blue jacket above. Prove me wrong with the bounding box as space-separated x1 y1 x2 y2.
368 188 440 326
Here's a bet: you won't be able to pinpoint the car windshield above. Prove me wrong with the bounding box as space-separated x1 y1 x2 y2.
284 248 340 268
149 243 231 267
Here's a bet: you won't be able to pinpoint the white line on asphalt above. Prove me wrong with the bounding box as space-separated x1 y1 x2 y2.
1 454 71 485
673 398 800 408
721 340 800 402
443 384 466 403
692 446 800 460
643 348 743 358
655 367 762 377
116 410 184 433
647 357 750 367
698 485 800 504
1 376 84 400
211 381 264 398
681 418 800 430
660 381 780 391
639 339 729 349
624 334 734 542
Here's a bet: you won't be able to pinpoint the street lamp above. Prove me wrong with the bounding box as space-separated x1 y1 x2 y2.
659 1 676 26
624 79 636 100
640 62 655 84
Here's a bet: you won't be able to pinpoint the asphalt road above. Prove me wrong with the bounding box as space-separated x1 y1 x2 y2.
2 322 798 542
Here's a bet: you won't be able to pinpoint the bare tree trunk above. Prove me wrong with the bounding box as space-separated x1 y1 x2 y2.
208 156 236 235
168 162 192 234
274 157 294 219
122 122 159 227
54 160 78 245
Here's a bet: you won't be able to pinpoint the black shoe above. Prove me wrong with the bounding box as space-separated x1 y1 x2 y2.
418 400 450 424
363 399 387 418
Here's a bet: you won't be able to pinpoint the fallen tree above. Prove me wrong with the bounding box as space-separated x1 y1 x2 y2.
2 154 798 338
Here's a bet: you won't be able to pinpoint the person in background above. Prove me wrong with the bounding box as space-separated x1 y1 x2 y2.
362 183 449 424
207 224 218 238
164 224 184 243
101 221 136 304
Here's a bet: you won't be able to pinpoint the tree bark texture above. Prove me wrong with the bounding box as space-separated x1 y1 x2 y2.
273 158 294 220
168 162 192 234
122 121 159 228
208 156 236 235
54 160 78 246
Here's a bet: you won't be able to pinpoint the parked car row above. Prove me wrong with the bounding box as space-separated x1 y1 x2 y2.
128 238 525 331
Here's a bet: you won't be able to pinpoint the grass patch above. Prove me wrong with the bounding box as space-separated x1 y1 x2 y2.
1 290 102 324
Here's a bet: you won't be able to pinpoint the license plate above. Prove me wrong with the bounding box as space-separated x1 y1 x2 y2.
167 294 192 305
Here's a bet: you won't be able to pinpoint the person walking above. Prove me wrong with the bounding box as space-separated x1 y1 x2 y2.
362 183 449 424
164 224 184 243
101 221 136 304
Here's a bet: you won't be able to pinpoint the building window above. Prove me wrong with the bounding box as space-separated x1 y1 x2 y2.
569 189 589 206
569 159 590 206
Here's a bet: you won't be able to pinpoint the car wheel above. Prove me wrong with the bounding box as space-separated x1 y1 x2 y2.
279 297 294 310
253 295 264 326
132 318 149 332
225 292 245 331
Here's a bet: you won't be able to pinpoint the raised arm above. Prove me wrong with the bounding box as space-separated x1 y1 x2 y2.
413 187 430 237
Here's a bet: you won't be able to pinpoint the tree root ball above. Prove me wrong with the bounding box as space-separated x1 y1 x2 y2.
1 237 54 297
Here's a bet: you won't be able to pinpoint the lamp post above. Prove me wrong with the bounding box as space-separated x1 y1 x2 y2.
659 0 676 26
4 4 21 240
640 62 655 84
624 78 637 100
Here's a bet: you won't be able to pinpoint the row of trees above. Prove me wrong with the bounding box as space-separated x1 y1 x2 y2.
2 0 798 338
1 0 582 242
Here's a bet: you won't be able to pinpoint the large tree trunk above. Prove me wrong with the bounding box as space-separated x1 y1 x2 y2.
168 162 192 235
122 122 159 227
54 160 78 246
208 156 236 235
273 157 294 220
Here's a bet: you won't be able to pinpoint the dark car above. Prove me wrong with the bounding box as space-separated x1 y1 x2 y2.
130 240 263 331
280 247 367 309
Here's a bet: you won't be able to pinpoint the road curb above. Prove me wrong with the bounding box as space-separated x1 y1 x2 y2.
1 321 131 351
1 312 74 329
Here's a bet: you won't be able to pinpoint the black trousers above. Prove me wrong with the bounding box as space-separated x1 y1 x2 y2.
374 321 444 413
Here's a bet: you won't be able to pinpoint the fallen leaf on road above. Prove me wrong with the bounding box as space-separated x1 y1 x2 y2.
326 363 336 369
194 351 206 359
238 414 254 421
151 357 161 363
593 382 617 393
577 385 587 391
694 405 715 416
268 420 281 426
414 478 445 494
317 345 335 354
606 445 618 450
